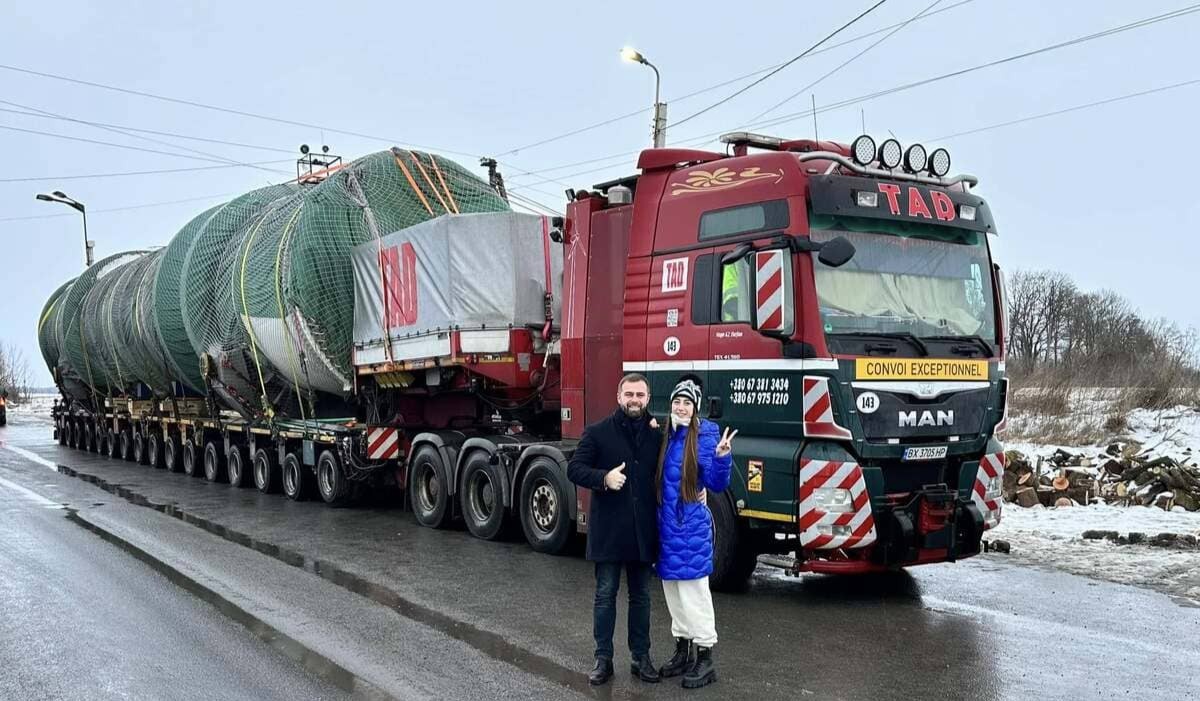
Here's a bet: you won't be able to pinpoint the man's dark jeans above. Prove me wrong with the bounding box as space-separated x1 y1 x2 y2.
593 561 652 660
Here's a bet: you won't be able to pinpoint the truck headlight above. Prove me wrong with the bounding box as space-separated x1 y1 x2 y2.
812 487 854 513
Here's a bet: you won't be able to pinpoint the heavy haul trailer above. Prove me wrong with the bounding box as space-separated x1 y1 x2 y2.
47 132 1008 589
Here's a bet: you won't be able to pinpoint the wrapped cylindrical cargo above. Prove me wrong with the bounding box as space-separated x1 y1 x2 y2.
79 252 148 392
126 251 176 394
57 251 147 401
152 204 225 392
226 149 508 404
180 184 299 407
37 278 74 376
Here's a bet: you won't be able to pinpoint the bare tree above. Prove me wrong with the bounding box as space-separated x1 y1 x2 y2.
0 342 31 403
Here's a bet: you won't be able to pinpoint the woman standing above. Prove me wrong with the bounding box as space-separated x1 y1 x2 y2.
655 378 736 689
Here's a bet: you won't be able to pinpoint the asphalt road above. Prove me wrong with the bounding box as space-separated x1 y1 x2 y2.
3 409 1200 700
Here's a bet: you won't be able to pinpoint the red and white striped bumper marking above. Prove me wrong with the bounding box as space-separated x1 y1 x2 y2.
798 459 877 550
366 427 400 460
754 250 785 331
802 376 853 440
971 451 1005 529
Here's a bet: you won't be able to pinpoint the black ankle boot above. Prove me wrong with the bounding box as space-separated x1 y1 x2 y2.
588 657 613 686
630 652 661 683
659 638 693 678
682 646 716 689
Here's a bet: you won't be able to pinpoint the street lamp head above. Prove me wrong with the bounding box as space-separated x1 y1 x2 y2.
35 193 55 202
620 46 646 64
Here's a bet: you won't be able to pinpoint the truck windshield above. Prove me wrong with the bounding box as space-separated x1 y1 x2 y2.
809 214 996 343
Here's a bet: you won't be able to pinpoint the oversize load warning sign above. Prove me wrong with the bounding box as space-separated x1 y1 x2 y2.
855 358 989 381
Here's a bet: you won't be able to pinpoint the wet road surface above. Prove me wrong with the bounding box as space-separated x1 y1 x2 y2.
3 411 1200 700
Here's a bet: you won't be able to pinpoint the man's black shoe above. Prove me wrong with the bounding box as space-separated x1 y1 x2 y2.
682 646 716 689
630 653 661 683
588 657 614 686
660 638 693 678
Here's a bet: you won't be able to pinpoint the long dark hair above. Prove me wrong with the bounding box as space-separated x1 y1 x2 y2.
656 415 700 504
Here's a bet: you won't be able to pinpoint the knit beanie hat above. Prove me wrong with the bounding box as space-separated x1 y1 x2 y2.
670 379 702 407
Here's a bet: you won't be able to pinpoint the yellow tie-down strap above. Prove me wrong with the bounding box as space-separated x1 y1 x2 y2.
855 358 989 381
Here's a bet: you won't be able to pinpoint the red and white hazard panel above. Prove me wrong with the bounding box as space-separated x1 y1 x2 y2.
754 250 785 331
802 376 853 440
971 452 1006 529
365 427 401 460
798 459 877 550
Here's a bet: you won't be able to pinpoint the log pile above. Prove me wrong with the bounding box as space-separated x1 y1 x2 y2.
1002 443 1200 511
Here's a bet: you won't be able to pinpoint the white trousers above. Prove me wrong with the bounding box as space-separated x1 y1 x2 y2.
661 577 718 647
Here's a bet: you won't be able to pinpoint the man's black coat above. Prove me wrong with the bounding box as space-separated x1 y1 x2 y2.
567 407 662 563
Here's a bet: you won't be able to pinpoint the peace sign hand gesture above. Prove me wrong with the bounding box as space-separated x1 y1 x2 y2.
715 427 738 457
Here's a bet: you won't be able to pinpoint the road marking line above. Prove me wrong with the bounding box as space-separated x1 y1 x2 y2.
0 475 61 508
1 444 60 471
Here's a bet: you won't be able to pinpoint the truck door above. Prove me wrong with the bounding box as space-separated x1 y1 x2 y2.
644 249 712 403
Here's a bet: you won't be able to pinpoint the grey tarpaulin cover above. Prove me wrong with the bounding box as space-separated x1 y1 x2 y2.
351 212 563 365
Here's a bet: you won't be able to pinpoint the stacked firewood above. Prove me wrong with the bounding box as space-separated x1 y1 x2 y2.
1002 443 1200 511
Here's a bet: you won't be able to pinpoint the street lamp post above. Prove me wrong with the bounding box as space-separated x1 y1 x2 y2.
621 47 667 148
35 190 93 267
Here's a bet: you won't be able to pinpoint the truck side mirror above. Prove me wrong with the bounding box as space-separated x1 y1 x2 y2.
817 236 855 268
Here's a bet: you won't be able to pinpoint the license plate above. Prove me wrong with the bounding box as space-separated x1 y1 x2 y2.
903 446 947 461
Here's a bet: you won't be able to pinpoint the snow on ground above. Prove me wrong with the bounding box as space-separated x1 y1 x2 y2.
992 403 1200 602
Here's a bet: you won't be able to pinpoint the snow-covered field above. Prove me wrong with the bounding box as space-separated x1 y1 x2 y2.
992 404 1200 602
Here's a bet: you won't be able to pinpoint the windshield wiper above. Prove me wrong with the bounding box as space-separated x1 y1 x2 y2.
832 332 928 356
922 334 993 357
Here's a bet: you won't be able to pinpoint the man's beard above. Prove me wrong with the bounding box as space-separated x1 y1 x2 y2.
621 403 645 419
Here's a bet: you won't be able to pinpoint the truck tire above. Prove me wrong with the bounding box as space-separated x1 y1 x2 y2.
107 429 120 459
518 457 573 555
282 453 309 501
182 439 199 477
133 433 146 465
58 419 67 445
459 451 508 540
84 422 96 453
316 449 351 506
146 433 163 469
709 492 759 592
118 430 132 461
409 445 451 528
253 447 280 494
163 434 181 473
226 444 250 488
203 440 226 483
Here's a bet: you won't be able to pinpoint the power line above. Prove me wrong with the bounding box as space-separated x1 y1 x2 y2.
744 0 946 125
669 0 890 130
491 0 981 159
0 192 243 222
0 160 294 183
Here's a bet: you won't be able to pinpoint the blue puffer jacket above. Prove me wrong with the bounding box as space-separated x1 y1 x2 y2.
656 420 733 581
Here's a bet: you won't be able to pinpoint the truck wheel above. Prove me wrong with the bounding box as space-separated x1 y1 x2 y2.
519 457 573 555
409 445 450 528
317 449 351 506
163 434 180 472
107 429 120 459
57 419 67 445
709 492 759 592
203 440 226 483
227 445 250 488
282 453 309 501
118 431 131 461
146 433 163 469
133 433 146 465
84 422 96 452
253 448 280 494
182 439 199 477
459 451 508 540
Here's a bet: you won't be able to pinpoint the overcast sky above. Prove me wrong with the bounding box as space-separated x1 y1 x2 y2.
3 0 1196 386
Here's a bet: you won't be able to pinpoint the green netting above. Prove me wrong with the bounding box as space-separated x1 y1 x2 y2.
57 251 147 400
37 279 74 374
40 148 510 414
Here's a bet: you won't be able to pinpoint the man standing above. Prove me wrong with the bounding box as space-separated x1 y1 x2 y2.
568 373 662 686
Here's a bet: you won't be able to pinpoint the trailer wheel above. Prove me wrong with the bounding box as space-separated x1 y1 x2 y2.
58 419 67 445
282 453 309 501
106 429 119 459
203 440 226 483
146 433 163 469
84 422 96 452
227 445 250 488
316 449 351 506
518 457 573 555
460 451 508 540
163 434 180 472
133 433 146 465
182 439 199 477
118 430 132 461
253 447 280 494
409 445 450 529
709 491 759 592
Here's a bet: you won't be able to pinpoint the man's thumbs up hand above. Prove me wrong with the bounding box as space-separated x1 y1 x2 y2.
604 462 627 490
